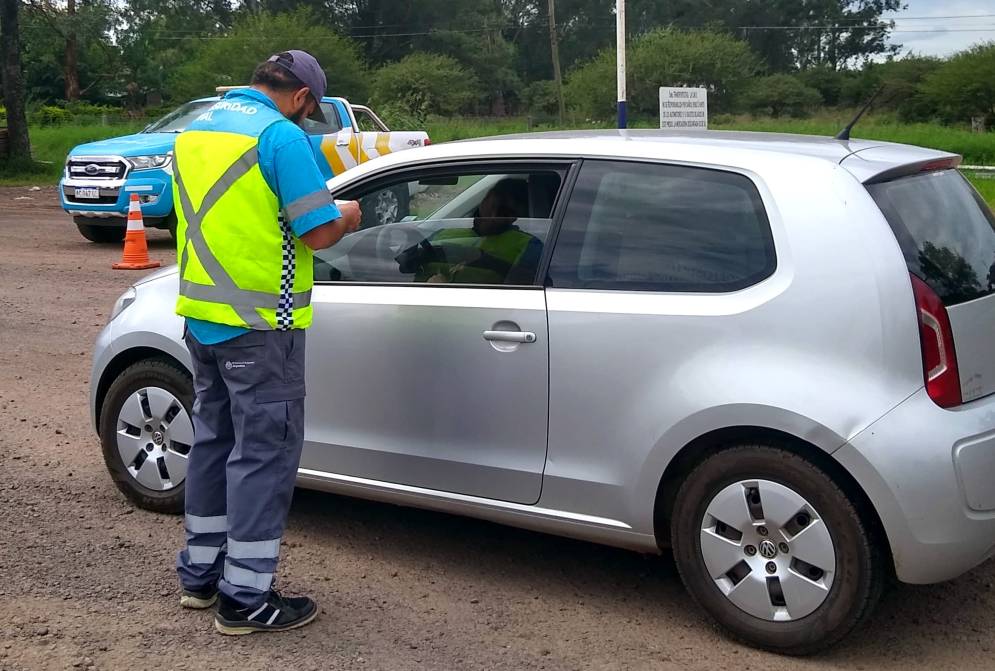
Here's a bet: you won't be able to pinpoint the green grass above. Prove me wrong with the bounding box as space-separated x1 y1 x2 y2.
0 122 144 185
965 173 995 207
7 113 995 197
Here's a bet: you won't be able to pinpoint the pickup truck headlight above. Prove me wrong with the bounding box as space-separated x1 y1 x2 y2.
127 154 172 171
109 287 136 323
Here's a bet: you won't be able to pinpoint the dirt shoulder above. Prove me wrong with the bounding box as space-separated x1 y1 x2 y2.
0 187 992 671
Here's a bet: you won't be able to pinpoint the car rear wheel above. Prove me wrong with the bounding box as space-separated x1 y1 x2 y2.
671 445 884 655
75 220 125 243
99 359 192 513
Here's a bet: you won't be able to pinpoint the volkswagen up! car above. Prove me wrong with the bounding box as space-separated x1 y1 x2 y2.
90 131 995 654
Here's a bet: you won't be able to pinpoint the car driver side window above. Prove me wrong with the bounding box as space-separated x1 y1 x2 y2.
313 165 568 286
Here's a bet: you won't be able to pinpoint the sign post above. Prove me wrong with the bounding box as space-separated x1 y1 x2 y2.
616 0 626 129
659 87 708 130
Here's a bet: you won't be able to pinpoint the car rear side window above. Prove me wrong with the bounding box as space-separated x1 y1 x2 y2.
867 169 995 306
547 160 776 292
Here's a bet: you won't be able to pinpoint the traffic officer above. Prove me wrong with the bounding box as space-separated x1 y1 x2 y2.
172 50 361 635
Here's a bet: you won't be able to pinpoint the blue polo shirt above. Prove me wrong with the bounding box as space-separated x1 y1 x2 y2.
183 88 340 344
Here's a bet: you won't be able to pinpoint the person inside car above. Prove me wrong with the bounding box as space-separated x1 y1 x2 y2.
397 179 543 285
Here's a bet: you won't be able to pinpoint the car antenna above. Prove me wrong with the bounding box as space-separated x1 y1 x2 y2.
835 85 885 141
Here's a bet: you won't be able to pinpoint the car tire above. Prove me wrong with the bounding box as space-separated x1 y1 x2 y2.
671 445 884 655
75 220 125 244
99 359 193 514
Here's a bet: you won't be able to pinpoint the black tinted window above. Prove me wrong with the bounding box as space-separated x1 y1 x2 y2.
548 161 775 292
868 169 995 305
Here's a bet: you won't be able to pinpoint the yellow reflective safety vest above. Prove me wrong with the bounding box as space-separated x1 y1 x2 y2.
173 111 314 330
417 226 536 285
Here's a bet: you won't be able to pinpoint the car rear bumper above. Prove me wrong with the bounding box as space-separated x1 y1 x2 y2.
836 387 995 584
60 170 174 223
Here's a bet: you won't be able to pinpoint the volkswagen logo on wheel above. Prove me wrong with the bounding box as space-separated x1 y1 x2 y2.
759 539 778 559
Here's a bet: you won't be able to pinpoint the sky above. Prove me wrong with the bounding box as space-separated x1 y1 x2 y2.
884 0 995 56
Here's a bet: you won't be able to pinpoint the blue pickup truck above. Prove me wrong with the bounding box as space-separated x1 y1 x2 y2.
61 93 429 242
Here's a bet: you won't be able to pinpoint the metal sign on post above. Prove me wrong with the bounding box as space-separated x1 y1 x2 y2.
659 87 708 130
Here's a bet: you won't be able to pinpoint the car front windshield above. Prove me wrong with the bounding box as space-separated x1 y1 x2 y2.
142 101 214 133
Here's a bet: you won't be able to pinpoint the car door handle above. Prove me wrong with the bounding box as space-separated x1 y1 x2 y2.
483 330 536 344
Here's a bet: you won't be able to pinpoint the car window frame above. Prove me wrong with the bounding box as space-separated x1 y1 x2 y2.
542 158 778 294
351 105 390 132
320 158 582 289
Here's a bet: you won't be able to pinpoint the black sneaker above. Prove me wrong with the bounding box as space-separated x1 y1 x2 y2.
179 586 218 610
214 591 318 635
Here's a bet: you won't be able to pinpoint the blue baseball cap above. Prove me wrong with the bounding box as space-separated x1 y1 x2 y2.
267 50 327 123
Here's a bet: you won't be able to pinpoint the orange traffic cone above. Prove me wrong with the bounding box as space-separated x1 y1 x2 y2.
113 194 161 270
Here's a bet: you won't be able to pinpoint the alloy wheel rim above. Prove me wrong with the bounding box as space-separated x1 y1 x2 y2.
115 387 192 491
699 479 836 622
375 190 399 225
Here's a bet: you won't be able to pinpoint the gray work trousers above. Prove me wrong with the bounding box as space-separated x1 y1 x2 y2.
176 327 306 609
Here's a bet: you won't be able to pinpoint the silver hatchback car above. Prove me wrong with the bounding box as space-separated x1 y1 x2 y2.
91 131 995 654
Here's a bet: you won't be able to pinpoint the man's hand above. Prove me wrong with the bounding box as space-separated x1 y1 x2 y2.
337 200 362 233
300 200 362 250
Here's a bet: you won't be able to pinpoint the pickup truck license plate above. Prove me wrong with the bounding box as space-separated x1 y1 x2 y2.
74 187 100 199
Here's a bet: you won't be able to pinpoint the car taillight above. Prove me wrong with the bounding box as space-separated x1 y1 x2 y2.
911 273 962 408
423 137 432 146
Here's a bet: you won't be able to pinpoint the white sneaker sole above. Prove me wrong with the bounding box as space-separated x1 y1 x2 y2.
180 593 218 610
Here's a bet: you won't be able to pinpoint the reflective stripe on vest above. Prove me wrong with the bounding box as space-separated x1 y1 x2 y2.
174 131 314 330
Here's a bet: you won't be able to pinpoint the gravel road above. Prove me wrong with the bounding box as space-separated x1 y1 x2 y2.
1 185 993 671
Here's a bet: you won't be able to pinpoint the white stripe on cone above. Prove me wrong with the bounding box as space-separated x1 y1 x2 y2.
127 195 144 231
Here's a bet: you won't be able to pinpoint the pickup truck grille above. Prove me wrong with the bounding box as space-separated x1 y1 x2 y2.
66 157 128 180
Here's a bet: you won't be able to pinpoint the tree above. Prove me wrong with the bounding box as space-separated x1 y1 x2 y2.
372 53 479 120
167 9 369 103
565 29 762 120
0 0 31 160
741 74 823 117
921 44 995 125
117 0 237 103
21 0 117 103
627 0 905 72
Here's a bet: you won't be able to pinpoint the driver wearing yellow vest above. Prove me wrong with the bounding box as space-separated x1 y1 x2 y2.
412 180 542 285
173 50 361 636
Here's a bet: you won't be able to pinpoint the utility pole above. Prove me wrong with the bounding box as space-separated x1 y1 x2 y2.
547 0 565 124
616 0 626 129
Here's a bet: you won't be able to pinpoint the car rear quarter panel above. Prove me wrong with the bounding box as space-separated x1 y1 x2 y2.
539 154 926 539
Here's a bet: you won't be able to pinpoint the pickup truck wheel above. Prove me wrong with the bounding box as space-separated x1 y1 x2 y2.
671 445 883 655
99 359 193 514
75 220 125 244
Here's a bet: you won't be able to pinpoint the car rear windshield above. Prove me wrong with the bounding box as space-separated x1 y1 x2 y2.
868 169 995 305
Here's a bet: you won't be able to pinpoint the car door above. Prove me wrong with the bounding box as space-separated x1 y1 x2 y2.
302 161 574 504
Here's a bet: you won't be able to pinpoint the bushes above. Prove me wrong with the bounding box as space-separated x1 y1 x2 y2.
565 28 762 121
740 75 822 118
921 44 995 124
371 53 479 121
168 10 370 103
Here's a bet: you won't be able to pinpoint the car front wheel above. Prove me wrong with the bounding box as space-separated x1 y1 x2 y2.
99 359 193 513
671 445 884 655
